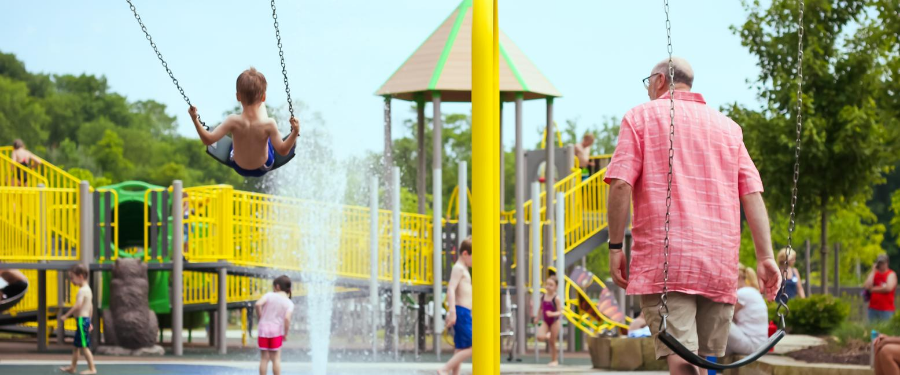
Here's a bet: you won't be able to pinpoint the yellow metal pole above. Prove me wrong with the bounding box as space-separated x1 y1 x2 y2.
241 308 248 347
473 0 500 372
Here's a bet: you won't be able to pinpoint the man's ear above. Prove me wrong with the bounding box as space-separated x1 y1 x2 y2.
262 93 267 103
236 92 242 103
657 74 669 94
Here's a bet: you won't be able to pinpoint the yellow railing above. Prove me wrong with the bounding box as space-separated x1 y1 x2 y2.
0 186 80 261
445 185 474 220
151 185 434 286
0 146 80 190
398 212 433 285
182 271 221 306
522 171 581 223
560 168 609 252
183 271 307 306
0 153 47 188
96 189 119 262
183 185 230 263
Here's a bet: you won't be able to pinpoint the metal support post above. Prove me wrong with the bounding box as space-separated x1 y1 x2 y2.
458 161 468 244
555 193 565 364
530 182 541 362
217 267 227 354
369 176 379 359
392 167 401 360
172 181 184 356
514 92 526 356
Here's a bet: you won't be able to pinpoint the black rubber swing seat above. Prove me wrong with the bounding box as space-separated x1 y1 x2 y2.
205 128 296 173
659 328 785 371
0 286 29 314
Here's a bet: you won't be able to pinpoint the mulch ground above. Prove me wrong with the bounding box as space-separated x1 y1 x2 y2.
786 338 870 365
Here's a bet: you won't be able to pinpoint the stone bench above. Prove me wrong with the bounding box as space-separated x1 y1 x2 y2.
587 336 667 371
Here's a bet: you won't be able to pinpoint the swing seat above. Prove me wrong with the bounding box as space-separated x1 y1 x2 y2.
659 327 784 371
0 286 29 314
206 129 296 174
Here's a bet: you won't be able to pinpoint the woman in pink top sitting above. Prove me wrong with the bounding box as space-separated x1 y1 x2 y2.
255 275 294 375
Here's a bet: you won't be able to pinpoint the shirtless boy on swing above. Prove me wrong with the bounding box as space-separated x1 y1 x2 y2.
190 68 300 178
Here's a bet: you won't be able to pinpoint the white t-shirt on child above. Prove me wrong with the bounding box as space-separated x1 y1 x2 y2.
734 287 768 345
258 292 294 338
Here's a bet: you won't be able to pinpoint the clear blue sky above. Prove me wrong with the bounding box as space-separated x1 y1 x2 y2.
0 0 761 160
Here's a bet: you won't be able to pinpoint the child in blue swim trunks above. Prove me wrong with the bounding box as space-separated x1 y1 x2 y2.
439 237 473 375
189 67 299 178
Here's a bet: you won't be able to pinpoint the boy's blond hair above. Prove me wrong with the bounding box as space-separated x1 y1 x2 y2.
236 67 267 106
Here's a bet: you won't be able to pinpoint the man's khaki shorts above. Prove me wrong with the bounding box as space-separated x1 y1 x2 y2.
640 293 734 359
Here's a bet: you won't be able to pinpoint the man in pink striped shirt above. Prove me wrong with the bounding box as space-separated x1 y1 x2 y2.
604 57 782 375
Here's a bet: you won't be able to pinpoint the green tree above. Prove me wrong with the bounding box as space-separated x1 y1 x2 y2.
68 167 112 188
892 190 900 249
740 202 885 286
0 75 49 147
730 0 900 276
90 130 133 181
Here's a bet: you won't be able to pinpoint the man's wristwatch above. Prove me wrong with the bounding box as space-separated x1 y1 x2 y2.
609 242 623 250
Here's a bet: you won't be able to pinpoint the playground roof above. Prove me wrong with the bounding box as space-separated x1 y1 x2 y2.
375 0 561 103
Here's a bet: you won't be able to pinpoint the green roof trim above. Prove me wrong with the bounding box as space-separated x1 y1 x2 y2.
499 42 529 92
428 0 471 91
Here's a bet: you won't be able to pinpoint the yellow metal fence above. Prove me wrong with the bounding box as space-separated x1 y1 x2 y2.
0 146 81 190
0 187 80 261
148 185 434 286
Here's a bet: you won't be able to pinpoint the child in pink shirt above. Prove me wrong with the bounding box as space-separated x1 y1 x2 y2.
255 275 294 375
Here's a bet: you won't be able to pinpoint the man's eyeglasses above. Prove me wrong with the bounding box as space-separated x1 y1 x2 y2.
643 73 662 89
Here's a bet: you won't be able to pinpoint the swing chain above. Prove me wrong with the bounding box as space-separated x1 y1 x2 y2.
776 0 805 324
659 0 675 324
270 0 295 120
125 0 207 130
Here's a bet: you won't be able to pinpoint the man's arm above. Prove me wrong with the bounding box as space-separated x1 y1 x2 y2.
445 266 461 328
741 192 781 301
189 106 232 146
269 118 300 156
607 179 632 289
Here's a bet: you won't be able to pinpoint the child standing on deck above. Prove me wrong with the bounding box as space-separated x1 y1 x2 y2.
535 275 563 366
58 264 96 375
256 275 294 375
439 237 473 375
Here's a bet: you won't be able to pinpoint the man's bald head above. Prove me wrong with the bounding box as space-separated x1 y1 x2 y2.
651 57 694 88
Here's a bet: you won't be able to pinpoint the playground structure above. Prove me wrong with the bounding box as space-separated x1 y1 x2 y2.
0 143 623 356
0 0 632 364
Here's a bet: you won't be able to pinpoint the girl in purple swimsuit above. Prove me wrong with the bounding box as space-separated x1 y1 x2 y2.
535 275 563 366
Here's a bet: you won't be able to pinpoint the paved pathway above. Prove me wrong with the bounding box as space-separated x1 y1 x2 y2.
0 361 668 375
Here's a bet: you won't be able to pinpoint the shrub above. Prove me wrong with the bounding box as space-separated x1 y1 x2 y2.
780 294 850 335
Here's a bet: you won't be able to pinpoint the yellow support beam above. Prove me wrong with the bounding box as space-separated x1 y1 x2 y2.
472 0 499 371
